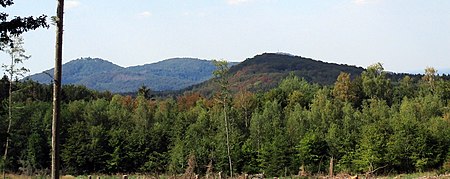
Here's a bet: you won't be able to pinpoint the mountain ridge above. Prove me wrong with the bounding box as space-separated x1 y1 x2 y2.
26 53 432 95
26 57 226 93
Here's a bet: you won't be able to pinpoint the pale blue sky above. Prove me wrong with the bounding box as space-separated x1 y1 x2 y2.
2 0 450 75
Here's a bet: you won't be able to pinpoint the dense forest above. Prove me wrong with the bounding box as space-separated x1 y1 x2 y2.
1 63 450 177
185 53 447 97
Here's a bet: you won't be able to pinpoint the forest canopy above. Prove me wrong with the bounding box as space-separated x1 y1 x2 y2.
1 65 450 177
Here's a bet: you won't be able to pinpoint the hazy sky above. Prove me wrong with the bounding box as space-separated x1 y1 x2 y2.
1 0 450 75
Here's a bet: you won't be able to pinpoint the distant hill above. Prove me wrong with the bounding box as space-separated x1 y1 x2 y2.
26 57 232 93
28 53 428 95
229 53 365 85
29 58 124 84
188 53 367 95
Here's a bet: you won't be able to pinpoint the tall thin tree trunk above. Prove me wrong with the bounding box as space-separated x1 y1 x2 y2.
2 57 13 179
52 0 64 178
224 102 233 177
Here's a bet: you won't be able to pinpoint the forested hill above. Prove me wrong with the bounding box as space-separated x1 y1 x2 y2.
190 53 368 94
28 58 124 84
229 53 364 77
229 53 365 84
26 57 226 93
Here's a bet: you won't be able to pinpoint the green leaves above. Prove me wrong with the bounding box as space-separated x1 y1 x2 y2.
361 63 392 101
2 63 450 176
0 0 48 47
296 132 328 174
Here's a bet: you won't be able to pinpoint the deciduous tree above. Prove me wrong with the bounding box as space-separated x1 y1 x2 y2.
1 35 29 177
212 59 233 177
361 63 392 101
333 72 356 103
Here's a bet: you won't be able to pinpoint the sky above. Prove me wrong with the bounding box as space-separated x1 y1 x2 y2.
1 0 450 75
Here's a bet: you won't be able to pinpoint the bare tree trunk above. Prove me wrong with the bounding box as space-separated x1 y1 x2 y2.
52 0 64 178
224 103 233 178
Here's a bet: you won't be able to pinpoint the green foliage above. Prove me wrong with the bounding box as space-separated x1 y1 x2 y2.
2 64 450 177
333 72 357 103
0 76 9 103
0 0 48 48
279 73 319 108
296 132 328 174
361 63 392 101
354 120 391 173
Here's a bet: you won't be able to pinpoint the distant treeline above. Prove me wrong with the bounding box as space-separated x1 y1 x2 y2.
1 65 450 177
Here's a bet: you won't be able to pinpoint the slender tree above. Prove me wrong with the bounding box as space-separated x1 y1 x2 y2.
421 67 438 94
213 60 233 177
1 35 29 179
52 0 64 178
0 2 47 175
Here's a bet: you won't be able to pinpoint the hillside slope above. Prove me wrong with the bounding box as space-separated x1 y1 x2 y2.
230 53 364 87
29 58 124 84
188 53 366 95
